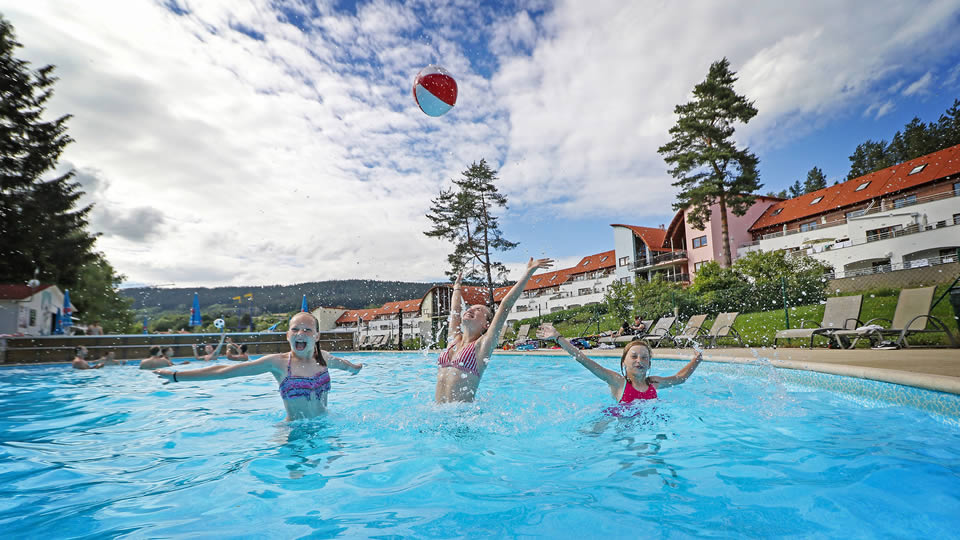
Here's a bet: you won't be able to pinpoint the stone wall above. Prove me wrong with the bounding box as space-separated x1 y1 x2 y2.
828 261 960 294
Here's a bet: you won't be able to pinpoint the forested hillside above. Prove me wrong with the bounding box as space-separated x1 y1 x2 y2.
122 280 439 313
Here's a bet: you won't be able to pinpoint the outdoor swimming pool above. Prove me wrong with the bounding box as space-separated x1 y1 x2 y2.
2 352 959 537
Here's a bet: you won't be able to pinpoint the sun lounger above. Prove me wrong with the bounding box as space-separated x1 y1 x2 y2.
773 295 862 348
702 312 744 348
615 316 677 346
832 287 958 348
363 335 385 350
668 314 709 348
513 324 531 346
356 335 371 349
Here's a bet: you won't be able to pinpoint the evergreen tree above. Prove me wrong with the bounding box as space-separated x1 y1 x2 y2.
72 253 136 333
788 180 804 198
424 159 518 305
0 16 97 287
658 58 761 266
803 166 827 193
847 139 892 179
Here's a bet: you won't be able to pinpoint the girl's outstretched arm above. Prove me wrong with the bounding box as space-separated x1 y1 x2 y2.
537 323 623 394
446 272 464 344
322 350 363 374
207 329 227 360
649 351 703 389
479 257 553 359
155 353 282 383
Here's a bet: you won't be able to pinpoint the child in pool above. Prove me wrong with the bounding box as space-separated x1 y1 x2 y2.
155 312 362 420
536 323 702 405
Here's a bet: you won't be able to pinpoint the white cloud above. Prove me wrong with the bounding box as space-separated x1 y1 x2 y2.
3 0 959 287
902 71 934 95
864 100 896 119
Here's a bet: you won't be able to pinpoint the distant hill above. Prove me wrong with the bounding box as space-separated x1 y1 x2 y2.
122 279 440 313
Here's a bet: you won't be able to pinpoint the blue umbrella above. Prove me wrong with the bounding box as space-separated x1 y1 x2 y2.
62 289 73 329
189 292 202 326
54 308 64 335
301 295 308 312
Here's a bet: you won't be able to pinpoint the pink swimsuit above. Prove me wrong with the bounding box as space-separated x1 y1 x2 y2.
437 340 480 376
619 380 658 403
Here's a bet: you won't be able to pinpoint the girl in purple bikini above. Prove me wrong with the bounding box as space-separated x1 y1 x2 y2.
155 312 362 420
536 324 702 413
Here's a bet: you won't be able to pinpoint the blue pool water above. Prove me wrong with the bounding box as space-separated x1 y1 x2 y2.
2 352 959 538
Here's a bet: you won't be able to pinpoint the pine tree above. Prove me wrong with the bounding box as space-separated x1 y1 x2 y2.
424 159 518 305
788 180 804 198
658 58 761 267
0 16 97 287
803 166 827 193
847 139 891 179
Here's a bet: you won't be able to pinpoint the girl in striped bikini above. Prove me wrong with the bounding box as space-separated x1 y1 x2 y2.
536 324 702 413
435 257 554 403
155 312 362 420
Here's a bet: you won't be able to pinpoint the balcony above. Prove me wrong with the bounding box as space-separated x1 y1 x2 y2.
826 254 958 280
629 250 688 271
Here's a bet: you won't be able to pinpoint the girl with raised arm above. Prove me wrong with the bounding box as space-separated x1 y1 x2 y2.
536 323 702 412
435 257 553 403
155 312 362 420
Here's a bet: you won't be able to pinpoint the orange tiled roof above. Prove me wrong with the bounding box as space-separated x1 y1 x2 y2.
567 250 616 275
524 268 572 291
750 143 960 232
492 285 511 302
610 224 674 252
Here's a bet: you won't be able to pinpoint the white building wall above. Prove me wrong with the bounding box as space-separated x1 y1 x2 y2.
0 287 64 336
612 227 638 282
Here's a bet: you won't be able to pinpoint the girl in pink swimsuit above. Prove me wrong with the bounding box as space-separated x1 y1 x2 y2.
435 257 554 403
536 324 703 413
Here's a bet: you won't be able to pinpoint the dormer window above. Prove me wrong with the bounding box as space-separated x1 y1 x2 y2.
809 196 823 205
582 260 590 266
909 164 927 175
600 256 608 262
855 181 870 191
771 208 783 216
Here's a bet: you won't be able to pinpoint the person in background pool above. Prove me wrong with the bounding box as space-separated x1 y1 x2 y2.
140 346 190 370
536 324 702 407
225 337 250 361
72 346 104 369
435 257 554 403
191 328 227 361
154 312 363 420
96 351 126 366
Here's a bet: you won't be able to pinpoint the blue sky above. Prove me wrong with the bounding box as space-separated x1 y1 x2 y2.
4 0 960 287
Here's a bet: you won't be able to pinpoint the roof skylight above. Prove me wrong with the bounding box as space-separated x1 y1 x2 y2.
855 181 870 191
771 208 783 216
909 163 927 175
809 196 823 205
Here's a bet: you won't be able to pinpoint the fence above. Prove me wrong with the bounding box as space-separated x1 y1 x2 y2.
827 261 960 294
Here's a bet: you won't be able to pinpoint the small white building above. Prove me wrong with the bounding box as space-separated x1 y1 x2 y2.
740 144 960 277
0 284 66 336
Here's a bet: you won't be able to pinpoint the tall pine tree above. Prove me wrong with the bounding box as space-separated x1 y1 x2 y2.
803 166 827 193
424 159 518 305
0 15 97 287
658 58 761 267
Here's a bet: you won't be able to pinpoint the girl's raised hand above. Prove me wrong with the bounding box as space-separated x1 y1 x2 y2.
527 257 554 272
536 323 560 341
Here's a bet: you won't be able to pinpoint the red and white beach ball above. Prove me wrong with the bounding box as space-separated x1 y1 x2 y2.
413 65 457 117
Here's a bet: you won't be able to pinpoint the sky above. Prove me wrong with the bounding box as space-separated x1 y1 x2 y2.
4 0 960 288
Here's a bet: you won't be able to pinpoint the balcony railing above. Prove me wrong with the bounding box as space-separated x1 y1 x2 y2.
825 253 958 280
661 273 691 283
629 250 688 270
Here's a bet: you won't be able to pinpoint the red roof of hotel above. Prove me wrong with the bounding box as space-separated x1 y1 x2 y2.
525 268 572 291
750 143 960 232
567 250 616 275
0 283 54 300
610 224 673 252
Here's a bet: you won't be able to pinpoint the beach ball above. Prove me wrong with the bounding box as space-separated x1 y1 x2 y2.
213 318 225 329
413 65 457 117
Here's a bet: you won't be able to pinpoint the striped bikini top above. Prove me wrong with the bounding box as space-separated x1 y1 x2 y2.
437 339 480 376
278 354 331 400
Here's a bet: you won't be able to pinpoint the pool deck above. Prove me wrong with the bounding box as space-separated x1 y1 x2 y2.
485 346 960 395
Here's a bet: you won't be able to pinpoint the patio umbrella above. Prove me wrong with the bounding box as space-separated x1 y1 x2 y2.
189 292 202 327
54 308 64 335
301 295 308 312
143 315 149 334
62 290 73 329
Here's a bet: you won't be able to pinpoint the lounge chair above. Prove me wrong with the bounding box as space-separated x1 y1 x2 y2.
363 335 385 350
702 312 744 348
832 287 958 348
615 316 676 347
668 314 709 348
773 295 862 348
513 324 531 346
356 335 371 350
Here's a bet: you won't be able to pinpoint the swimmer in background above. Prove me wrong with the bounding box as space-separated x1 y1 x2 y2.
435 257 553 403
155 312 362 421
191 328 227 361
71 346 104 369
140 346 190 370
225 337 250 361
97 351 126 366
536 323 702 405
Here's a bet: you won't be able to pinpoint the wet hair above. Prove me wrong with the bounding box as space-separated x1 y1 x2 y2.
291 312 326 367
74 346 86 357
620 340 653 384
162 347 174 356
149 346 161 356
239 344 248 353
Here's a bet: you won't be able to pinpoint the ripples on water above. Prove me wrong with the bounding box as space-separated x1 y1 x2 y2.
1 353 958 538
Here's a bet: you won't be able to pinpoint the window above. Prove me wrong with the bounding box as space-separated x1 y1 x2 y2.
908 164 927 175
618 256 630 266
954 182 960 196
771 208 783 216
846 209 866 219
866 225 902 242
29 309 36 326
693 261 706 271
855 181 871 191
619 277 631 284
578 288 592 296
809 196 823 205
692 235 708 248
954 213 960 225
599 255 608 262
582 260 590 266
893 195 917 209
799 221 818 232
